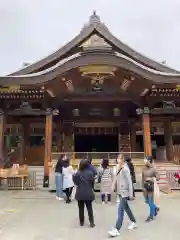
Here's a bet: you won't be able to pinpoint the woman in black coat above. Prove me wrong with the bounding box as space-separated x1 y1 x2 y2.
73 159 95 228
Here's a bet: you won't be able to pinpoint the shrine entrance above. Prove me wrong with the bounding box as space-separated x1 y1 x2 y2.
74 125 119 153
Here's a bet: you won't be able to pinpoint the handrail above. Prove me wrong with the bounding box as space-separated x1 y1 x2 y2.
51 151 145 161
51 151 145 166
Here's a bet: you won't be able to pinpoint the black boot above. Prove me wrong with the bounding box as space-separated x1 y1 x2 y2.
89 222 95 228
80 222 84 227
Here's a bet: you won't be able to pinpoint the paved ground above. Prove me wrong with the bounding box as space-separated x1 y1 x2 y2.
0 190 179 240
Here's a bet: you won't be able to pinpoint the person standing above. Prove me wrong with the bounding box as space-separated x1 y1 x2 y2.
55 156 64 200
88 159 97 189
73 159 95 228
125 157 136 197
142 156 160 222
113 154 123 203
62 159 74 203
98 159 113 204
108 154 137 237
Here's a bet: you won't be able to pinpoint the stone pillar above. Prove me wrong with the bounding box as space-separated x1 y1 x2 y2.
142 108 152 157
164 120 173 161
0 109 5 163
43 109 53 187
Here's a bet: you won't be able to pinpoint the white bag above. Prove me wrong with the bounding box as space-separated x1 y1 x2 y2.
153 177 160 206
71 185 76 201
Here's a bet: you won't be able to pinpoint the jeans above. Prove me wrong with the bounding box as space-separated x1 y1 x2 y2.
146 195 157 217
55 172 63 198
78 200 94 224
116 197 136 230
101 193 111 202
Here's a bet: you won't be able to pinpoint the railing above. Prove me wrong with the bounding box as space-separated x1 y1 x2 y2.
50 152 145 190
51 152 145 166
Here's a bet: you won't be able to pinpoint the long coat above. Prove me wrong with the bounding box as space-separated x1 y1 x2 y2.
99 167 113 194
73 169 95 201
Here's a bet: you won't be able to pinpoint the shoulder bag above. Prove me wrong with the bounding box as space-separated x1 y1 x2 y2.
97 169 105 183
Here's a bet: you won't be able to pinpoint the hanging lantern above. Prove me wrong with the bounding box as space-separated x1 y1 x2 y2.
113 108 120 117
72 108 80 117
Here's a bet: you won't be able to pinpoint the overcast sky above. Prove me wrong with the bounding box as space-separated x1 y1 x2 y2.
0 0 180 75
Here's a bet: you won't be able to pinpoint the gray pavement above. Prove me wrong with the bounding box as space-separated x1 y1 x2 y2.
0 190 179 240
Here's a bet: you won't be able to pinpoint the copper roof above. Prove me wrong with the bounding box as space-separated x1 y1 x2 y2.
10 11 179 76
1 52 180 86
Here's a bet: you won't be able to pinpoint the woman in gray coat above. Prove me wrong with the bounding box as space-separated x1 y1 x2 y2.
108 154 137 237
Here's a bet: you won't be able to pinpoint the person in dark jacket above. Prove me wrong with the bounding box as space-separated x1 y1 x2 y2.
125 157 136 197
88 159 97 189
55 155 64 200
73 159 95 228
88 159 97 177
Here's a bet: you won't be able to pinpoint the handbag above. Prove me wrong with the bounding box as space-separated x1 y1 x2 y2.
97 169 105 183
144 180 154 193
71 185 76 201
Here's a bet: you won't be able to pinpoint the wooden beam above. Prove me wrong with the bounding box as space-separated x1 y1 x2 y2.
74 121 119 128
63 96 132 102
130 122 137 152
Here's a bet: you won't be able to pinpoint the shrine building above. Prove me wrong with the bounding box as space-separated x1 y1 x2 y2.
0 12 180 186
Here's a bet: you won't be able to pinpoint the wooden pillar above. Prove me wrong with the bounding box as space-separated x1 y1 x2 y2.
0 109 5 163
164 120 173 161
43 109 53 187
63 123 73 153
56 119 63 152
119 122 131 152
130 122 136 152
142 108 152 157
118 127 121 153
20 120 30 164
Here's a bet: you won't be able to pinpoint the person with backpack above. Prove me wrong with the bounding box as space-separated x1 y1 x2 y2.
108 154 137 237
98 159 113 204
73 159 95 228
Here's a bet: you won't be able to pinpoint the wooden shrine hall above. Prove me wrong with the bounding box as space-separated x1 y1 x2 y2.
0 11 180 186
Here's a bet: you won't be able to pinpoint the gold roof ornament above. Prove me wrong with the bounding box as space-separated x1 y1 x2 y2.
81 34 111 49
79 65 116 75
176 84 180 91
79 65 116 85
0 85 20 93
61 77 74 92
